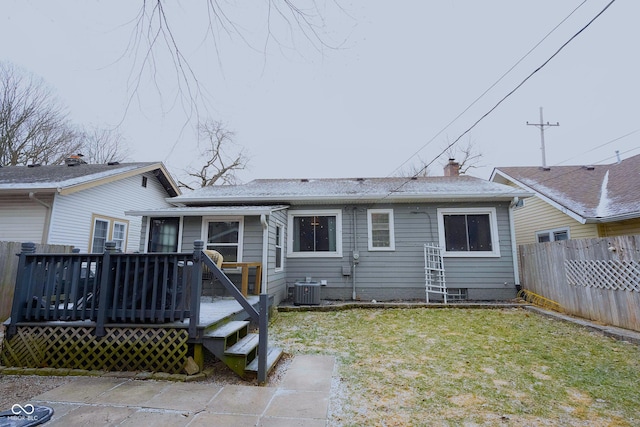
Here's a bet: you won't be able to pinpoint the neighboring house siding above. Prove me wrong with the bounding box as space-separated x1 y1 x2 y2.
598 218 640 237
48 172 173 252
513 196 597 246
0 195 52 243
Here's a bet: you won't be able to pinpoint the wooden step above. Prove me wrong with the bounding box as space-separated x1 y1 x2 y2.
225 333 259 356
245 347 284 373
204 320 249 339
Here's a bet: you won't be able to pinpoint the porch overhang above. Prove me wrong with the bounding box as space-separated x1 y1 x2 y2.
125 205 289 217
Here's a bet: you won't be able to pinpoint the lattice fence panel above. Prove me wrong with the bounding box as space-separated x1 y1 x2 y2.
1 326 189 373
565 260 640 292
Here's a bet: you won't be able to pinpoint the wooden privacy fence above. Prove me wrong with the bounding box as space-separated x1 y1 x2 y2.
0 241 73 322
519 235 640 332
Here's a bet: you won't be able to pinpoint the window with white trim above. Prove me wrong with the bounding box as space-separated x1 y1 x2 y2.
112 222 127 251
203 217 243 262
90 215 130 253
92 219 109 253
275 222 284 271
287 209 342 257
367 209 395 251
536 228 569 243
437 208 500 257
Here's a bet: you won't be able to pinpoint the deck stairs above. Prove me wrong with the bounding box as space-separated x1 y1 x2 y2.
424 243 448 303
201 320 283 378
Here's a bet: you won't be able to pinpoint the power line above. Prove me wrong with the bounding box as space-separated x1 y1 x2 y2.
555 128 640 166
388 0 588 177
382 0 617 200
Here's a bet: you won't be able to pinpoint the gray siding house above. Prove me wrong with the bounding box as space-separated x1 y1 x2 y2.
128 165 531 305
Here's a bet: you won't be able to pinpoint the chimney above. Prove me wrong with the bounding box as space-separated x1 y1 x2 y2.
444 159 460 177
65 153 87 166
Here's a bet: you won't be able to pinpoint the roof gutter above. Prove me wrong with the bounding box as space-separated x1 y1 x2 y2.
584 211 640 224
170 192 533 205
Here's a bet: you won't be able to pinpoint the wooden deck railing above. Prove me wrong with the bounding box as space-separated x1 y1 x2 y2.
6 240 269 381
7 241 198 336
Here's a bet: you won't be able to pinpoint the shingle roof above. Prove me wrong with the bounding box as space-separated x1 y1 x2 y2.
0 162 180 196
172 175 530 205
492 154 640 222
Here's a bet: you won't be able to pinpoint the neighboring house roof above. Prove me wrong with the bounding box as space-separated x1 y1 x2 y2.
169 176 531 205
0 162 180 197
491 154 640 223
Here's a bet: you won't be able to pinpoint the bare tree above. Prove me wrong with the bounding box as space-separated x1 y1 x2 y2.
0 62 82 166
79 126 132 164
178 120 248 190
123 2 345 129
444 138 483 175
396 156 431 177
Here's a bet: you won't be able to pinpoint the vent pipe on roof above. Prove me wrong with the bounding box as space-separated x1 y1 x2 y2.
616 150 621 164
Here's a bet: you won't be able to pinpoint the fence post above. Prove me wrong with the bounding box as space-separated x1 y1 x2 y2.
258 293 269 384
96 241 116 337
190 240 204 338
7 242 36 337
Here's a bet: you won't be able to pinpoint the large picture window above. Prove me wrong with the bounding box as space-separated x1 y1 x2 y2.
287 209 342 257
203 217 243 262
437 208 500 257
367 209 395 251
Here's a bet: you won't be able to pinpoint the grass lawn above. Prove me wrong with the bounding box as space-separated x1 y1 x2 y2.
270 308 640 426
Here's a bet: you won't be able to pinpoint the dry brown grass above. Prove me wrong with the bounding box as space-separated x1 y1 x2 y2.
271 308 640 426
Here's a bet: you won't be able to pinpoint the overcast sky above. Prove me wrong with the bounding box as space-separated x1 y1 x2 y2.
2 1 638 185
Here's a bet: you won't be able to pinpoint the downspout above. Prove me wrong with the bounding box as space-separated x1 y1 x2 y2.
352 207 358 300
509 197 521 286
260 214 269 294
29 192 52 244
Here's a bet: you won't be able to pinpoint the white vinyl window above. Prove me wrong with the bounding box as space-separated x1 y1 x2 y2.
112 222 127 251
367 209 395 251
91 219 109 253
275 222 284 271
90 215 129 253
437 208 500 257
287 209 342 257
202 217 243 262
536 228 569 243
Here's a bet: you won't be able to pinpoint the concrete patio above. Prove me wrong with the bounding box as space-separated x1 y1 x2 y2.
28 355 335 426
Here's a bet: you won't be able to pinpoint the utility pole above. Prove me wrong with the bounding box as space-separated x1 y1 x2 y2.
527 107 559 168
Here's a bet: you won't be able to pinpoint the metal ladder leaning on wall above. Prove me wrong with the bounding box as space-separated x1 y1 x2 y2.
424 244 447 304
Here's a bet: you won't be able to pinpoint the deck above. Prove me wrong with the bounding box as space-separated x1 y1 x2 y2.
2 241 274 381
